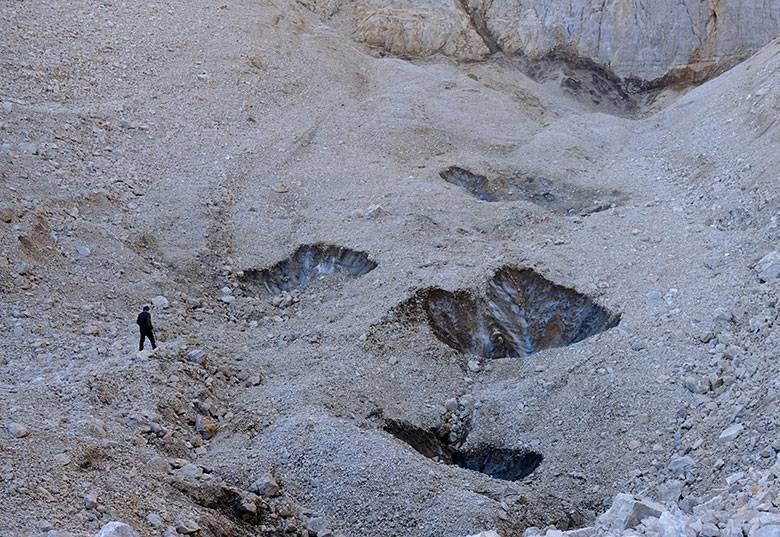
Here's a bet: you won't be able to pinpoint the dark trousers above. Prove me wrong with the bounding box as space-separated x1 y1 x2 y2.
139 330 156 351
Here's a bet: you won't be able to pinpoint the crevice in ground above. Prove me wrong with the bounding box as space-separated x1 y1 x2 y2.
454 0 500 54
439 166 624 215
239 244 377 295
384 419 542 481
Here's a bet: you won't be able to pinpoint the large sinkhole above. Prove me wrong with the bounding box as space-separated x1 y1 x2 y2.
240 244 377 294
439 166 623 216
384 419 542 481
421 266 619 358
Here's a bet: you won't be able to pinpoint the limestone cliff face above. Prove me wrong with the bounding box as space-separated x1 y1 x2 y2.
462 0 780 83
310 0 780 84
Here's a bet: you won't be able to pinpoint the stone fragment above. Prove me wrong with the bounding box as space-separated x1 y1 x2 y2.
655 480 683 504
185 349 206 364
6 422 30 438
145 456 171 474
195 414 218 440
238 493 258 514
750 527 780 537
719 423 745 442
658 511 687 537
152 295 170 309
598 493 664 530
250 473 280 497
646 290 663 300
726 471 745 485
723 520 743 537
307 517 328 534
37 521 54 532
83 491 99 509
145 513 163 528
174 463 203 479
174 519 200 534
53 452 71 466
363 204 390 219
94 522 140 537
77 246 91 257
684 376 711 395
701 523 720 537
0 207 14 223
756 251 780 282
563 528 595 537
667 455 696 475
467 532 501 537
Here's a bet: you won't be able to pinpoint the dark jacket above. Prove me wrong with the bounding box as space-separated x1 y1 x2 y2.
137 311 154 333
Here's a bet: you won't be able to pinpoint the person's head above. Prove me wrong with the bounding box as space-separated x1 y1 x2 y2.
143 306 150 312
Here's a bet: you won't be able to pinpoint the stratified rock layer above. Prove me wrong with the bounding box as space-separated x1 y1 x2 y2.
344 0 780 83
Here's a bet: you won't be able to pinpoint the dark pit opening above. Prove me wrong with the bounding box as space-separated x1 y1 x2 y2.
439 166 623 215
384 419 542 481
240 244 377 295
439 166 497 202
423 266 619 358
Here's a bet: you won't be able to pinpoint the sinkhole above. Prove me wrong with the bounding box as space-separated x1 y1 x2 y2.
421 266 619 358
240 244 377 295
439 166 622 215
384 419 542 481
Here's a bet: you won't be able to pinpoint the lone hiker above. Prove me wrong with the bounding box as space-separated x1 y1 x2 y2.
137 305 157 351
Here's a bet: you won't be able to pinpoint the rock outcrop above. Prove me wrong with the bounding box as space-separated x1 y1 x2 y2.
343 0 780 85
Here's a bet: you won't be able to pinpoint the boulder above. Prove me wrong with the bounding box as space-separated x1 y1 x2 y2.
185 349 206 364
307 516 329 535
751 526 780 537
658 511 688 537
174 519 200 534
94 522 140 537
250 473 280 497
756 251 780 282
151 295 170 309
597 493 665 530
6 422 30 438
195 414 218 440
719 423 745 442
174 463 203 479
668 455 696 475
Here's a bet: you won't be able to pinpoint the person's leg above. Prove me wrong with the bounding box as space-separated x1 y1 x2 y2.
139 333 146 351
149 331 157 350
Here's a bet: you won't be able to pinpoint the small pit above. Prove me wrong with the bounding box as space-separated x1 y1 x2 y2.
240 244 377 295
439 167 497 202
384 419 542 481
423 266 619 358
439 166 623 215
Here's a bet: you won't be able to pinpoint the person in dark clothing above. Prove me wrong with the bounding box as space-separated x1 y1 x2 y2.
137 306 157 351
